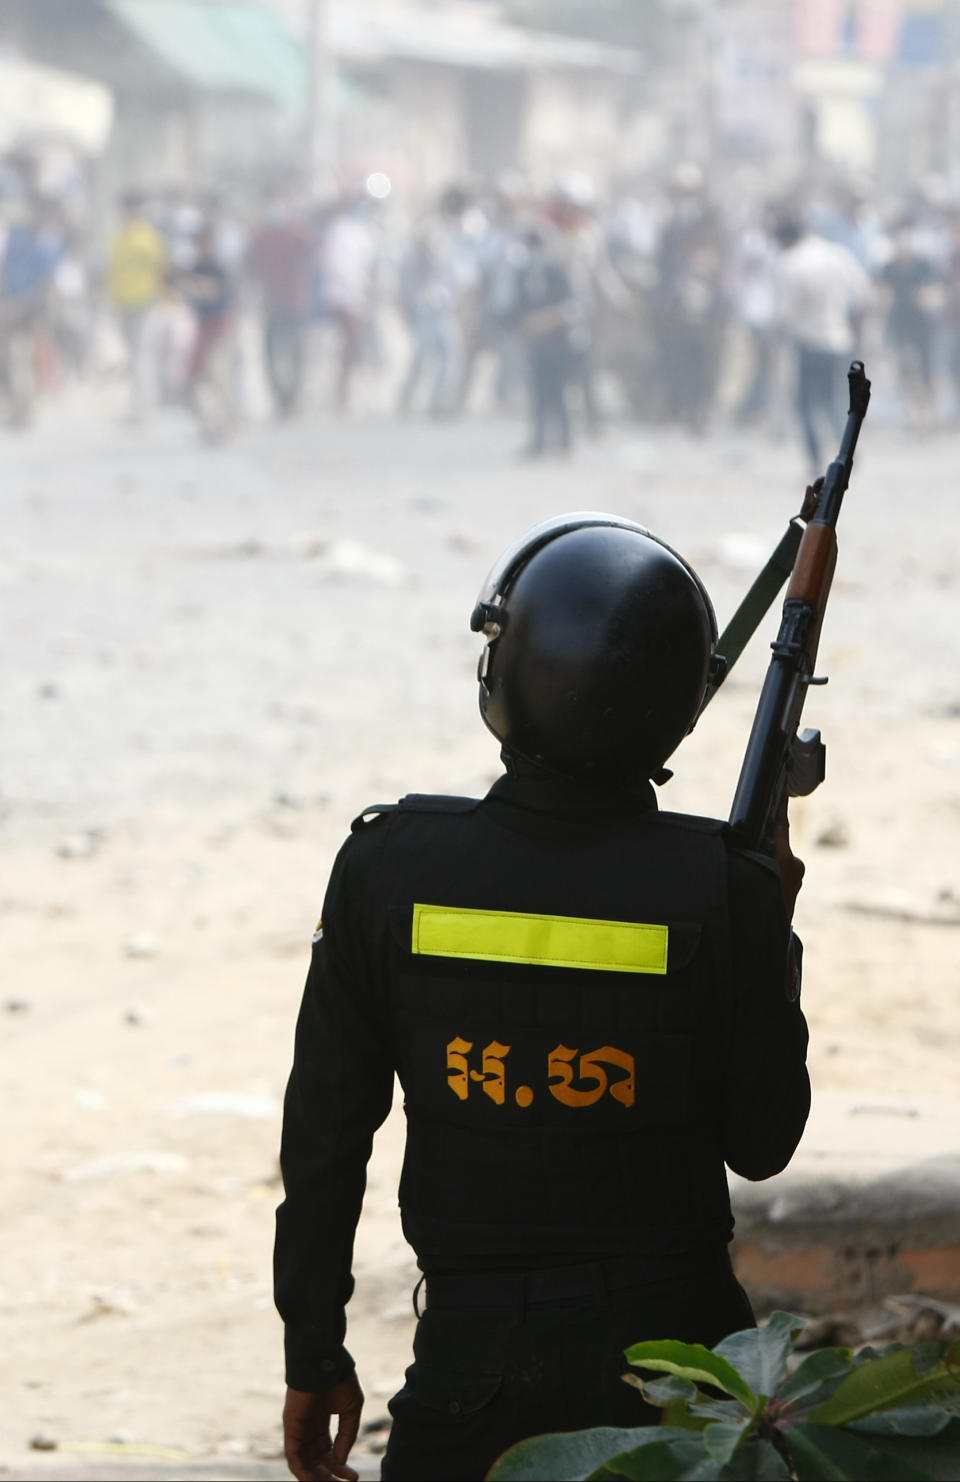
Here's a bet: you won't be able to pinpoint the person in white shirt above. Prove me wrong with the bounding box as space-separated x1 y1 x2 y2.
774 214 870 471
321 199 379 412
730 220 778 425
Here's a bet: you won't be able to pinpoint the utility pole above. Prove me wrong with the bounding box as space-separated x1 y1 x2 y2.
305 0 336 194
946 0 960 197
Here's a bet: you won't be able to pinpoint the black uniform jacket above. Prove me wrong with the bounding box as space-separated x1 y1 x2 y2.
274 772 810 1391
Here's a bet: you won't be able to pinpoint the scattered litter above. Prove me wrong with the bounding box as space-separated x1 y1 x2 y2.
41 1441 190 1461
843 897 960 927
885 1294 960 1339
169 1092 280 1120
79 1292 137 1323
62 1151 189 1182
815 821 849 848
252 1441 287 1460
29 1433 58 1451
718 532 766 571
292 530 326 557
314 538 405 586
124 933 159 959
447 530 483 554
5 998 29 1014
124 1007 149 1026
57 831 101 859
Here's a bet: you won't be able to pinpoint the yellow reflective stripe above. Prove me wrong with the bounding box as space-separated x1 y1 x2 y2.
411 904 668 975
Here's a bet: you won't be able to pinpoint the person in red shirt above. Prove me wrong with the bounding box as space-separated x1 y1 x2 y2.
248 200 317 418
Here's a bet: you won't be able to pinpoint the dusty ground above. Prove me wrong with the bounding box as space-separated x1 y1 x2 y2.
3 371 959 1479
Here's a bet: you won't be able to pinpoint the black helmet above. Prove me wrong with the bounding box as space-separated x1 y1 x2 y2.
470 513 718 784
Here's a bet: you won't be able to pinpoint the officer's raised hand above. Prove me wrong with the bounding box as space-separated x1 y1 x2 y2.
283 1376 363 1482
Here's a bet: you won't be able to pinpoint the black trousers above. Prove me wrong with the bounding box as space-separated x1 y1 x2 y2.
380 1254 753 1482
527 342 571 455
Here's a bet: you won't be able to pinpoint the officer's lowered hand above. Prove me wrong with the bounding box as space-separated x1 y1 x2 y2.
283 1376 363 1482
774 796 805 921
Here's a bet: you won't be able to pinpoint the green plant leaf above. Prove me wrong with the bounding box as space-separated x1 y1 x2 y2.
806 1344 960 1427
487 1426 660 1481
848 1406 953 1438
713 1311 806 1403
641 1376 699 1408
663 1398 711 1433
896 1342 944 1377
784 1422 935 1481
487 1426 693 1481
592 1434 791 1481
718 1439 790 1479
702 1419 752 1466
857 1417 960 1482
775 1346 855 1413
625 1340 758 1412
689 1397 744 1423
854 1341 947 1376
636 1375 710 1433
590 1435 714 1480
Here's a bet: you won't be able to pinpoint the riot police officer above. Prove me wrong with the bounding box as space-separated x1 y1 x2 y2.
275 514 809 1482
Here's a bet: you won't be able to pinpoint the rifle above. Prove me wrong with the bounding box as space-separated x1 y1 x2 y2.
727 360 871 853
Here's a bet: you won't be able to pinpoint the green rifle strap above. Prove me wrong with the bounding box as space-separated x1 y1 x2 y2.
701 516 806 710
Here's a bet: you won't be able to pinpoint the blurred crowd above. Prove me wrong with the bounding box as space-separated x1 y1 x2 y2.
4 154 960 460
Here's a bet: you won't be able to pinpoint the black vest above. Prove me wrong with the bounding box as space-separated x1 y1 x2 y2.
358 792 738 1271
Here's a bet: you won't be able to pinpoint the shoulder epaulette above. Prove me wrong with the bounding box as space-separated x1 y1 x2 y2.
398 793 481 815
350 803 399 832
350 794 481 832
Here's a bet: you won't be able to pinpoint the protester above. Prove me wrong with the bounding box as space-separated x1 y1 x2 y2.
248 198 317 419
513 226 577 457
729 216 778 426
654 164 727 434
0 197 63 425
180 223 238 439
396 185 478 419
881 219 941 429
773 212 871 472
319 195 379 413
108 191 166 420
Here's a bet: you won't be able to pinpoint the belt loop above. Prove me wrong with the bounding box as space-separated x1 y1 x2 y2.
412 1274 426 1319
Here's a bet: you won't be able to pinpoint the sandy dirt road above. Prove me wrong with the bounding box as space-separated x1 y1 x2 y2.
3 384 959 1478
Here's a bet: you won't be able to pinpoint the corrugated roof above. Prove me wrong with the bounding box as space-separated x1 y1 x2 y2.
107 0 305 108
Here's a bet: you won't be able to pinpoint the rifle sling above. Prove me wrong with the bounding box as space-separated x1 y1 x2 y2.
701 517 805 708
